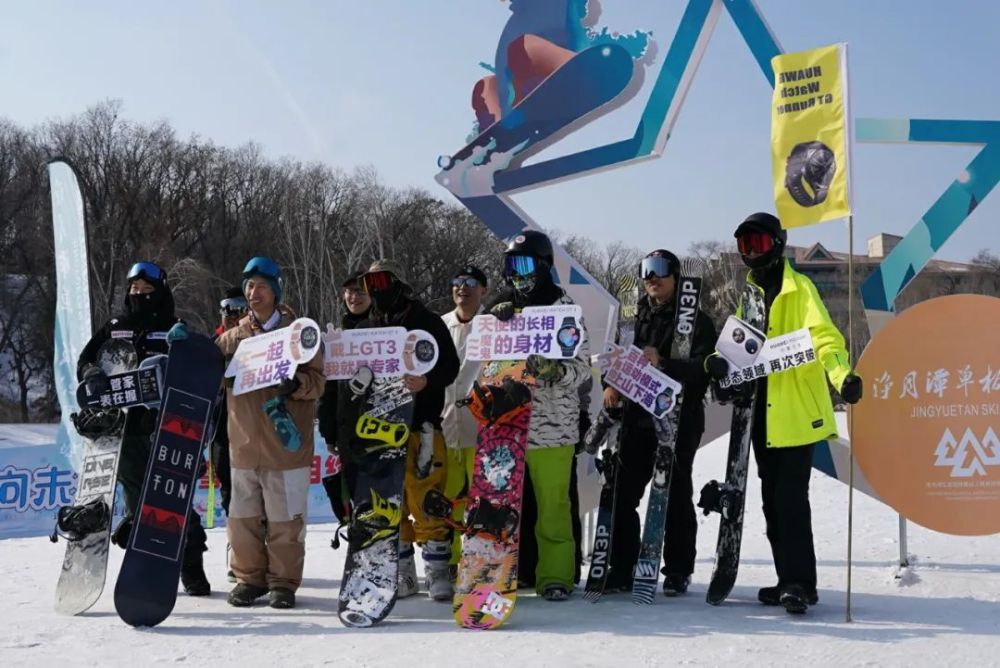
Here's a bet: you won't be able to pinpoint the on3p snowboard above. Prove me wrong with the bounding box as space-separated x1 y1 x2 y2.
53 338 137 615
113 332 224 627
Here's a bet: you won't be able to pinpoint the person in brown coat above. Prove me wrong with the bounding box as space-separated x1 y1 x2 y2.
216 256 325 609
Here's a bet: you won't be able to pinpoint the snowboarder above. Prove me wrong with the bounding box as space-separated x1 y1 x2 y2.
215 256 326 609
75 261 211 597
601 250 717 596
440 264 490 569
486 230 591 601
708 212 863 614
360 259 460 602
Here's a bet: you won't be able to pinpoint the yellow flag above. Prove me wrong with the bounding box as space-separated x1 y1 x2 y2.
771 44 851 228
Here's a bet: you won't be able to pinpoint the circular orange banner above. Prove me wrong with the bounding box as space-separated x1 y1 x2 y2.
854 294 1000 535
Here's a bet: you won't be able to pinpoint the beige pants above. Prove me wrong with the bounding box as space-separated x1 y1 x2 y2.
228 467 310 591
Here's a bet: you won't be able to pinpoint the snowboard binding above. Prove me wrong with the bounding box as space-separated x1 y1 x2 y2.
355 414 410 448
422 490 520 542
70 407 125 439
698 480 743 521
49 497 110 543
461 378 531 426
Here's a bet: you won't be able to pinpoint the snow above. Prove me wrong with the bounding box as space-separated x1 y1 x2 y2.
3 432 1000 667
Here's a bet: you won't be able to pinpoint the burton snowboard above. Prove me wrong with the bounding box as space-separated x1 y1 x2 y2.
451 362 532 630
702 282 767 606
337 371 413 628
113 332 224 627
53 338 138 615
632 275 704 604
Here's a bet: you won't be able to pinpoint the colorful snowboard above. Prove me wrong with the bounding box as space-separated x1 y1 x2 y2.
113 333 224 627
452 361 532 630
337 374 413 628
53 338 137 615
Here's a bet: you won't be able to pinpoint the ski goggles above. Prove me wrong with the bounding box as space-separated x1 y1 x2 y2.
127 261 166 284
362 270 396 293
639 256 674 281
736 230 776 255
504 255 537 278
219 296 248 317
450 276 481 288
242 256 281 280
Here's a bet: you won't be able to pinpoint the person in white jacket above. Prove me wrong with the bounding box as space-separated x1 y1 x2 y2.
440 264 489 569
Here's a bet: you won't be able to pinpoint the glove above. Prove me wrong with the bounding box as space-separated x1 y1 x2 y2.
711 376 755 406
526 354 564 383
840 373 863 404
80 365 110 399
276 376 301 397
166 321 189 344
705 354 730 380
490 301 515 322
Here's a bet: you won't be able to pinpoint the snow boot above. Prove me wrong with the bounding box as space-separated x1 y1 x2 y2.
269 587 295 609
227 583 268 607
662 573 691 597
422 540 453 602
181 549 211 596
542 584 570 601
780 584 809 615
398 542 418 599
759 585 818 606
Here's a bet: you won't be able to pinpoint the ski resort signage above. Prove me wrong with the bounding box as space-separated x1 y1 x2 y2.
225 318 321 396
600 344 682 419
854 295 1000 536
321 326 439 380
716 318 817 389
465 305 584 362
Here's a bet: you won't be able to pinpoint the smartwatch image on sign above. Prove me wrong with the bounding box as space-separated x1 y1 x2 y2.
556 316 581 358
784 140 836 207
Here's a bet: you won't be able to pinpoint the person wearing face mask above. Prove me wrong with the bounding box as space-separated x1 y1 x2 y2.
484 230 591 601
76 261 211 597
359 259 460 602
705 212 863 615
317 270 372 526
601 250 717 597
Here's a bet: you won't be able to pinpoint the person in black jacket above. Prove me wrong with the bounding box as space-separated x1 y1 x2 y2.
211 286 247 519
361 259 460 602
316 270 371 524
75 261 211 596
601 249 717 596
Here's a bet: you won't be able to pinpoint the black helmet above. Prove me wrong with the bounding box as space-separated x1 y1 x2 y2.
735 212 787 269
505 230 554 267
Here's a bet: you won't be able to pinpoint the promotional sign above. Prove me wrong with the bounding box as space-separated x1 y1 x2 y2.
854 294 1000 535
465 305 584 362
322 326 439 380
600 344 682 419
716 321 817 389
76 358 165 410
770 43 852 228
225 317 321 396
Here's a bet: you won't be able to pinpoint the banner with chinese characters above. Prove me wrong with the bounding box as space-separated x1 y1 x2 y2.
465 305 584 362
321 326 439 380
717 326 817 389
854 294 1000 535
601 344 682 419
225 318 321 396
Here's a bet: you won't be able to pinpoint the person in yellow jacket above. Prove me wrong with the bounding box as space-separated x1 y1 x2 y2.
216 256 326 610
706 212 863 615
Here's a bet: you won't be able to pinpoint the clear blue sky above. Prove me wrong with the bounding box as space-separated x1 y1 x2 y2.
2 1 998 261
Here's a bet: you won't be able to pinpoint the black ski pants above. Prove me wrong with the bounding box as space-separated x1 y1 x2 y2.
610 419 698 578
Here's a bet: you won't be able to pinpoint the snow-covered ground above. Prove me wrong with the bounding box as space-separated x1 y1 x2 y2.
4 432 999 667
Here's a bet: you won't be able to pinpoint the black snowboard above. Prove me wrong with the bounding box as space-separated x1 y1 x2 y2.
113 332 224 627
703 282 767 605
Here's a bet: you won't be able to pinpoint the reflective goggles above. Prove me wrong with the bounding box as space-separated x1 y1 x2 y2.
451 276 481 288
362 270 396 293
639 255 674 281
219 296 248 316
736 231 776 255
242 256 281 280
504 255 537 278
127 261 166 284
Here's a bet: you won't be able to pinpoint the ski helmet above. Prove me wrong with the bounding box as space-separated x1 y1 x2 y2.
242 256 283 304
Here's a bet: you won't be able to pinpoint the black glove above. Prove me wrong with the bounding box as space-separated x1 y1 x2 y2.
277 376 301 397
490 301 515 322
705 354 730 380
840 373 863 404
711 377 755 406
80 365 110 398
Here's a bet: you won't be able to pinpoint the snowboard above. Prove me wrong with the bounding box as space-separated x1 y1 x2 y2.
75 354 166 410
53 338 137 615
632 275 703 604
438 43 634 176
703 282 767 606
452 362 532 630
337 373 413 628
113 332 224 627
